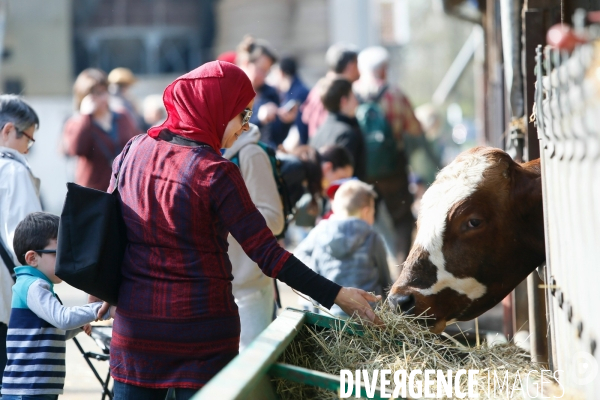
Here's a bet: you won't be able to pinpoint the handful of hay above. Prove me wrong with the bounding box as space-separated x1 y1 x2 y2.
274 306 564 399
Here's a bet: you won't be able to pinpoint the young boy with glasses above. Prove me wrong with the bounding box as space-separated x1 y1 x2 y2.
1 212 114 400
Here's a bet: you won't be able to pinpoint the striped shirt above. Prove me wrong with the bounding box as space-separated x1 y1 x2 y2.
1 266 105 396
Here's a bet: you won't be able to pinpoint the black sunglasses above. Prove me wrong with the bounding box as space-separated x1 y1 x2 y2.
22 249 57 258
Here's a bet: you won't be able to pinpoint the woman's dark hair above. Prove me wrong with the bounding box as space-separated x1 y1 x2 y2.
291 145 323 208
236 36 278 65
326 44 358 73
13 212 59 265
319 145 354 170
279 57 297 77
321 78 353 113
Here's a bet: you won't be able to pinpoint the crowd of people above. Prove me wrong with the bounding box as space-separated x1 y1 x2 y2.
0 36 443 400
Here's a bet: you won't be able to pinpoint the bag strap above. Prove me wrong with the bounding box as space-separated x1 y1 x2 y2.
355 84 388 105
0 236 16 283
373 84 389 103
92 133 117 166
111 134 144 194
0 151 27 169
229 140 267 169
91 112 123 165
111 131 213 193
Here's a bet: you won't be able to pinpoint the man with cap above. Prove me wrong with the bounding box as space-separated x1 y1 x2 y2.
108 67 144 130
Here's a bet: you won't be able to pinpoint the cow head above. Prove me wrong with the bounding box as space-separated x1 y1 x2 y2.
388 147 545 333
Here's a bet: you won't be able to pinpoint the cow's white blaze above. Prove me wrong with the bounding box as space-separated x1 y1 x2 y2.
414 152 490 301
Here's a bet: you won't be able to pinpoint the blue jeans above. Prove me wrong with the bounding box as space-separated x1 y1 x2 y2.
112 380 198 400
1 395 58 400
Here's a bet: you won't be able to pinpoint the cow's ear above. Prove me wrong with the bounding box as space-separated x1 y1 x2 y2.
510 159 542 217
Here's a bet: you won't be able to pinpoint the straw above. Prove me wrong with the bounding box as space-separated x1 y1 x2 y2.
273 304 568 399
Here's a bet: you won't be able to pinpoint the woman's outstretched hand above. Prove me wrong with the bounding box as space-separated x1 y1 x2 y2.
334 287 384 326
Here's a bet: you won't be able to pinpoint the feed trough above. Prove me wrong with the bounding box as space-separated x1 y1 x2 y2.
193 308 555 399
193 308 388 399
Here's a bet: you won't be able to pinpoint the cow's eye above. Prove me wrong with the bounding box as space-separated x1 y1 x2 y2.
468 219 482 228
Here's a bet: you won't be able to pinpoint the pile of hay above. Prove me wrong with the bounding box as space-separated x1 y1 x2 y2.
274 306 564 399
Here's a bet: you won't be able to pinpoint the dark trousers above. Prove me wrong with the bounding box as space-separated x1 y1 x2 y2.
369 174 415 266
112 380 198 400
0 321 7 389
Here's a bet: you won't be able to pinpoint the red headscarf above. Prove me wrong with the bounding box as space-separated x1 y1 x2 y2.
216 51 237 64
148 61 255 152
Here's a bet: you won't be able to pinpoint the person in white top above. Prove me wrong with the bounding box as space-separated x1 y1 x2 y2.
0 94 42 388
223 124 284 351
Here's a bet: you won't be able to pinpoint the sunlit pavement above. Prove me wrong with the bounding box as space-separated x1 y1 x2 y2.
53 283 111 400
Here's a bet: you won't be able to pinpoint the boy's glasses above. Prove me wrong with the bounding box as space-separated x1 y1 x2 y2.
22 249 57 258
241 108 253 126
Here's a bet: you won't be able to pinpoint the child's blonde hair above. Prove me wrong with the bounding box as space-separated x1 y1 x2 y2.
332 180 377 217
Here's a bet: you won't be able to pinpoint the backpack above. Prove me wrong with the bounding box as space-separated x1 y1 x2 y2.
230 142 294 239
355 85 399 180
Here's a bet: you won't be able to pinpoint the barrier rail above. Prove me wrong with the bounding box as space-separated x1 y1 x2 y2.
534 26 600 397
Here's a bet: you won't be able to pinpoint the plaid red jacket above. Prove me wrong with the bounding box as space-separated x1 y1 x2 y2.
107 134 291 389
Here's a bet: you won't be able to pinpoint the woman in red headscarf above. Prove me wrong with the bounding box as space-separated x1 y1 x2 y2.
104 61 380 399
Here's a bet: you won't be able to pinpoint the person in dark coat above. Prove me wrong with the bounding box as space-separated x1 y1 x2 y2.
272 57 310 145
103 61 380 399
301 43 360 139
310 78 366 181
236 36 297 148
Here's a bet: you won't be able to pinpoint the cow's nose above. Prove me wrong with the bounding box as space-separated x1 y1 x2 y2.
388 293 415 314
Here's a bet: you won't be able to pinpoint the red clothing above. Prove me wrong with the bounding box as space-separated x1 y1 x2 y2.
109 63 341 390
62 112 139 190
148 61 255 152
301 78 329 138
108 135 291 389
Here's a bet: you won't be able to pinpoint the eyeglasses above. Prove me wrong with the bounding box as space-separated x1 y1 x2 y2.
18 129 36 149
240 108 253 126
22 249 57 258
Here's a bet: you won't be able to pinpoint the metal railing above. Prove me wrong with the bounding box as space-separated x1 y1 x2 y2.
534 24 600 397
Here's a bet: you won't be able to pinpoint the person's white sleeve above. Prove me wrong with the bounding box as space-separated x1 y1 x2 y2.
1 163 42 263
26 280 108 330
238 145 285 236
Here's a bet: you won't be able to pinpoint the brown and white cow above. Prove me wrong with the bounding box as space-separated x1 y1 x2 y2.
388 146 545 333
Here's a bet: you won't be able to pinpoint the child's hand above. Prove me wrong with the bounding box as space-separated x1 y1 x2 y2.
97 301 111 321
109 306 117 319
83 324 92 336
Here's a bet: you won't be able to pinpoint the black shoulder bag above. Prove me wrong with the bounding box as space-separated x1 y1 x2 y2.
55 134 143 305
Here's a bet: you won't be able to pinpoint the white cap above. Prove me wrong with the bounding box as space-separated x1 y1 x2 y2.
358 46 390 75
